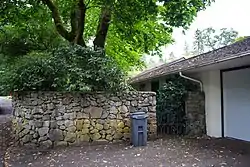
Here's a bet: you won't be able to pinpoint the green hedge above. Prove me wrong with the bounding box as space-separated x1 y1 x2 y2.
0 45 129 95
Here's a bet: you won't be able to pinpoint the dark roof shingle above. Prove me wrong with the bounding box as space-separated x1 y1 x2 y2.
130 37 250 83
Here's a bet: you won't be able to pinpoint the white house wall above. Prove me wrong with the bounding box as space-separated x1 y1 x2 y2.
189 70 222 138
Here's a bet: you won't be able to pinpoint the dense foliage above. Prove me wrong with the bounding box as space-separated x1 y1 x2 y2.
0 46 129 95
156 75 198 134
1 0 214 70
0 25 64 58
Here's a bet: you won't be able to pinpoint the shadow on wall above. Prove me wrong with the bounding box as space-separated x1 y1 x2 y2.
0 97 13 115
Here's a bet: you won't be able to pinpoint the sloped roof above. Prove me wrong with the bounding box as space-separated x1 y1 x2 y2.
133 57 186 79
130 37 250 83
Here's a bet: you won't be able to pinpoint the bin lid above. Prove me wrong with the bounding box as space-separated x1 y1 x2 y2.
132 115 148 119
130 112 148 119
130 112 146 116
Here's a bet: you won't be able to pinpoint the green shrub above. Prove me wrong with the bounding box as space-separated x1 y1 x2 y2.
156 74 198 134
0 45 129 95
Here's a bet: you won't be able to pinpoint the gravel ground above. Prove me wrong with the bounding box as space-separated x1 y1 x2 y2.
4 137 250 167
0 115 13 167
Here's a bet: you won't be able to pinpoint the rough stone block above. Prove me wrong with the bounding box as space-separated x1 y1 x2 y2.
67 126 77 132
79 134 90 142
123 127 130 133
43 121 50 127
65 132 76 143
103 123 110 130
108 114 116 119
117 122 125 129
91 133 101 141
38 136 48 142
109 106 118 114
49 129 63 141
106 134 113 141
54 141 68 147
84 107 103 118
22 134 32 143
38 127 49 137
114 133 123 139
50 121 58 129
90 129 98 134
65 120 74 127
40 140 52 148
96 123 103 130
76 120 84 130
77 112 89 119
82 128 89 134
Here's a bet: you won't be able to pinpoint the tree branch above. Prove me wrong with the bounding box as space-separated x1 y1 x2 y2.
41 0 72 41
93 7 111 49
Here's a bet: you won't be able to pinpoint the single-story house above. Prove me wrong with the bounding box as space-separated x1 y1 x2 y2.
130 37 250 141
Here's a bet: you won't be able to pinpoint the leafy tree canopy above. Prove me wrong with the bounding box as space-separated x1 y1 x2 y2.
192 27 238 55
1 0 214 70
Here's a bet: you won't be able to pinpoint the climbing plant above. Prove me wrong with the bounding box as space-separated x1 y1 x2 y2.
156 74 198 135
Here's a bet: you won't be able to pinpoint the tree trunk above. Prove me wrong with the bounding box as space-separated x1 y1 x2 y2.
73 0 86 46
93 7 111 49
43 0 86 47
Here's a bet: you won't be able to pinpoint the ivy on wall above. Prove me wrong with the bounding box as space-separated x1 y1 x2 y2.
156 74 198 135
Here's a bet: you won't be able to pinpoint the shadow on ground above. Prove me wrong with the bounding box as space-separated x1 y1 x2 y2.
4 136 250 167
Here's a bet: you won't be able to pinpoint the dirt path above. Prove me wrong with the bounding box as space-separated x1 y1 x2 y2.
5 137 250 167
0 115 12 167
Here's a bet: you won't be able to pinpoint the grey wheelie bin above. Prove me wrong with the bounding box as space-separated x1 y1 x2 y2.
130 111 148 147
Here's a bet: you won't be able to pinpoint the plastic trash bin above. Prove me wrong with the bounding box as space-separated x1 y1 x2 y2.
130 111 148 147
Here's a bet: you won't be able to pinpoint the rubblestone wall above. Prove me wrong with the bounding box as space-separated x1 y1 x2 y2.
13 91 156 148
185 92 206 137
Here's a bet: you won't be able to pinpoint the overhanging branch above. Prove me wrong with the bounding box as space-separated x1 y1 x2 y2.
41 0 72 41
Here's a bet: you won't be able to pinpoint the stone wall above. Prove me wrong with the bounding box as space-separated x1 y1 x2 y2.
185 92 206 137
12 91 156 148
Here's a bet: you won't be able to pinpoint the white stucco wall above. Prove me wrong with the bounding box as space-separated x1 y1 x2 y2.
191 70 222 137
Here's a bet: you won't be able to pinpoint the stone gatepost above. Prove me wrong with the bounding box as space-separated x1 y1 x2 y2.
185 91 206 137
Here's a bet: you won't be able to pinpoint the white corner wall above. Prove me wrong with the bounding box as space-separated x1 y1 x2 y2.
190 70 222 137
200 70 222 137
